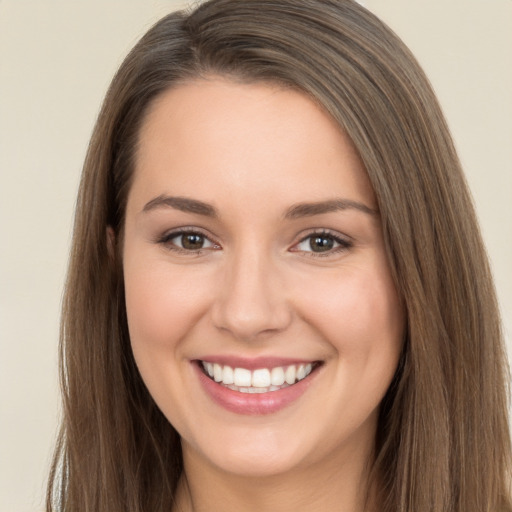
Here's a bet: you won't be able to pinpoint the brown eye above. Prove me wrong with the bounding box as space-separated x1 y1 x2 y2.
181 233 206 250
309 235 335 252
294 231 352 256
162 230 217 252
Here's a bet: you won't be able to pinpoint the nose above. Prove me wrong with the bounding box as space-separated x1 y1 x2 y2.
211 248 292 341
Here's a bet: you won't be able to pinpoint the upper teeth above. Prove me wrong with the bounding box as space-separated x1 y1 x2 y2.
201 361 314 390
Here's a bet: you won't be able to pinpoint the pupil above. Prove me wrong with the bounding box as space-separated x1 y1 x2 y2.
182 234 204 250
311 236 334 252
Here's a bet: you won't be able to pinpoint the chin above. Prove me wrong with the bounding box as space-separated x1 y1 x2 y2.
184 426 311 478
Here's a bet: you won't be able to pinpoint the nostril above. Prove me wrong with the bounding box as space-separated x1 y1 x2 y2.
212 305 292 341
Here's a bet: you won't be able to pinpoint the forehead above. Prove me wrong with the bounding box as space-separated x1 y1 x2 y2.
130 78 375 213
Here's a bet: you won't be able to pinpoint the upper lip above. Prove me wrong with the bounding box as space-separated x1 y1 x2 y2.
194 356 320 370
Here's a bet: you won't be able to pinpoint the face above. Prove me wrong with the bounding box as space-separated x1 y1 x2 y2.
123 78 404 479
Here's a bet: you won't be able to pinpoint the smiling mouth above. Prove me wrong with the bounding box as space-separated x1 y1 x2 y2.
199 361 321 394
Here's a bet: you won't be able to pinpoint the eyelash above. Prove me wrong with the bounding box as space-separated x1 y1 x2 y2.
293 229 353 257
156 228 220 255
156 228 352 257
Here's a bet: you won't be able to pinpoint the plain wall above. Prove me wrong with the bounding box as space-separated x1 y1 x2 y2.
0 1 510 510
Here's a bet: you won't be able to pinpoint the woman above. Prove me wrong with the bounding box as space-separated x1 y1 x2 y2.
46 0 512 511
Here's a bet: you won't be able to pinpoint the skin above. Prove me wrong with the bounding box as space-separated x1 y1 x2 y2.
122 78 405 512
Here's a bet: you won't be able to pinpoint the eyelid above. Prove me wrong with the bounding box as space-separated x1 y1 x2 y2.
156 226 221 254
290 228 353 256
154 226 352 257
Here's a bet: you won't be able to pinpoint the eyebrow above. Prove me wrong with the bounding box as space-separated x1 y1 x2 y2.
142 195 218 217
141 195 377 219
284 199 378 219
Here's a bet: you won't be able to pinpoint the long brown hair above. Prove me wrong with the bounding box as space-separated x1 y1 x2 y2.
47 1 511 510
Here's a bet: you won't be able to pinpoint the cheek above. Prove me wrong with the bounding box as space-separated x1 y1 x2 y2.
122 251 219 431
123 252 214 358
295 258 404 367
125 270 179 351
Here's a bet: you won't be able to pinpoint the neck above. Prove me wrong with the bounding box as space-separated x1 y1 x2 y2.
173 442 377 512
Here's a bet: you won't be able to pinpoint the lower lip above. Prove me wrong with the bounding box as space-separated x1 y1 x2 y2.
194 363 318 415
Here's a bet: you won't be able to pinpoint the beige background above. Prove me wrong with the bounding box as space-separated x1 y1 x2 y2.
0 1 510 510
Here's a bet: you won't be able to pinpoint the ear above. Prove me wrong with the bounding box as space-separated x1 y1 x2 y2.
106 226 116 261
